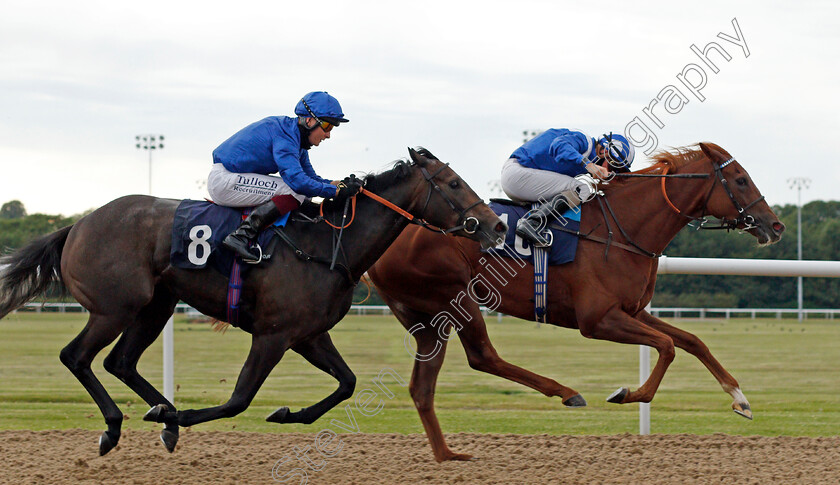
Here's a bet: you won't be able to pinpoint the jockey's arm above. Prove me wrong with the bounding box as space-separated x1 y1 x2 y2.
274 153 338 198
549 135 590 177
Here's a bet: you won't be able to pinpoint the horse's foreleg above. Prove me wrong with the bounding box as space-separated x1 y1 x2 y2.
104 291 180 452
153 333 286 428
456 303 585 406
59 314 130 456
384 298 472 462
635 309 752 419
407 317 474 462
266 332 356 425
580 309 675 404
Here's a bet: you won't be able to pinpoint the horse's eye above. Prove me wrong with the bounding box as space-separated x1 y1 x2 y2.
449 180 460 189
736 177 748 186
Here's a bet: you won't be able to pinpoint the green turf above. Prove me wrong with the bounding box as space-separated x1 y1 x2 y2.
0 312 837 436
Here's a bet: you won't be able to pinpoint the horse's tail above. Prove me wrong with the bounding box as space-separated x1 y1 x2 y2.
0 225 73 319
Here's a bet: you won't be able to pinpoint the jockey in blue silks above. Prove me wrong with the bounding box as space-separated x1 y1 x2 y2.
500 129 635 247
208 91 361 263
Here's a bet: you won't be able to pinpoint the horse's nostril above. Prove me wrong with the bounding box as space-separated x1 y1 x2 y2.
495 222 508 234
773 222 785 233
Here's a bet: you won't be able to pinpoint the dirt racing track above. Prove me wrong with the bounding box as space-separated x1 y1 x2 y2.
1 430 838 484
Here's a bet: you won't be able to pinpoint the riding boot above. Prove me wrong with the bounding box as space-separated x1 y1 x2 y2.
223 200 282 263
515 188 582 247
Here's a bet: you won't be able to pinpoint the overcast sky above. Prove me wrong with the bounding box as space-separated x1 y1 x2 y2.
1 0 837 216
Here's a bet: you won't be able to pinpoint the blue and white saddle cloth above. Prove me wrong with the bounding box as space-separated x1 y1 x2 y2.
170 200 288 276
484 200 584 323
485 200 581 265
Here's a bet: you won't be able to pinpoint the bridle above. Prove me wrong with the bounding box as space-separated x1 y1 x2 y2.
552 155 768 260
321 160 484 236
414 162 483 235
661 157 765 231
286 160 488 283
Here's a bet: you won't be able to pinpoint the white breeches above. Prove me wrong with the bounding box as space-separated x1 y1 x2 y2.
500 158 591 203
207 163 305 207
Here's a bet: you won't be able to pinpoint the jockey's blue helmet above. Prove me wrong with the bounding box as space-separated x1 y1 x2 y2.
597 132 635 172
294 91 349 125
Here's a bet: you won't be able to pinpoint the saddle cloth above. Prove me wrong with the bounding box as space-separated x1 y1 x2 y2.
170 200 288 276
485 200 581 266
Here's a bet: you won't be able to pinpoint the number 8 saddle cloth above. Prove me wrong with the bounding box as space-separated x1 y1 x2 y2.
170 199 287 275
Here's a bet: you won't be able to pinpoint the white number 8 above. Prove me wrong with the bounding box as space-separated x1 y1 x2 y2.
188 225 212 266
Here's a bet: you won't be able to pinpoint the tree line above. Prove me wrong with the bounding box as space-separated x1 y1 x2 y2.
652 201 840 308
2 200 839 309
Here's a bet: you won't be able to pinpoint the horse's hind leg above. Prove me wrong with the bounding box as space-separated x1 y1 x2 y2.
104 289 180 452
59 313 131 455
635 309 752 419
578 308 676 405
266 331 356 425
456 301 585 406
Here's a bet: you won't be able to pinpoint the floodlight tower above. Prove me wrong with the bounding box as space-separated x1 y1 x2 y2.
522 129 543 143
135 133 173 402
135 134 165 195
787 177 810 322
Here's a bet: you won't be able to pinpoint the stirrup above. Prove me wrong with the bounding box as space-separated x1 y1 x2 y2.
242 244 263 265
531 230 553 248
516 224 553 248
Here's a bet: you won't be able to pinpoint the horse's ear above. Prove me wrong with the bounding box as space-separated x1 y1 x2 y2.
408 147 427 167
699 142 731 162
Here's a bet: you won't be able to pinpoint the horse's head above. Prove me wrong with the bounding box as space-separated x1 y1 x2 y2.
406 147 507 249
697 143 785 245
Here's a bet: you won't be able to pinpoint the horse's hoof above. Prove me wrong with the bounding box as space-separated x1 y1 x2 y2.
563 394 587 407
98 430 120 456
144 404 168 423
160 428 179 453
606 387 629 404
733 402 753 420
266 406 290 423
437 452 475 462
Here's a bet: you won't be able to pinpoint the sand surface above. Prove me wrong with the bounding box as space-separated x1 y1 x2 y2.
0 430 838 484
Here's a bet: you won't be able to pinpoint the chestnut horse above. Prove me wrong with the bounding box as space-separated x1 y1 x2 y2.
0 148 506 456
369 143 785 461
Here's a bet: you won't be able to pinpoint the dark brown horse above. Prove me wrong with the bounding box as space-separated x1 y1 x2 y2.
0 148 506 456
369 143 785 461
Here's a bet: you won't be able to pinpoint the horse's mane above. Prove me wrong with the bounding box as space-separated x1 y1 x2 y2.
634 143 720 174
362 159 414 193
599 143 720 194
297 158 417 216
359 147 442 192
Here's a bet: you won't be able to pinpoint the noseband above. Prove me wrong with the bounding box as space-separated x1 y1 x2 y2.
662 157 765 231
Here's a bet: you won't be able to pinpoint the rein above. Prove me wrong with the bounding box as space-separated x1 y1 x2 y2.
359 185 483 235
319 163 483 236
299 160 488 280
613 173 710 179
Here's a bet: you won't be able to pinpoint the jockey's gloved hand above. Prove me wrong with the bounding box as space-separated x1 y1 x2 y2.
584 162 610 180
333 174 363 204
